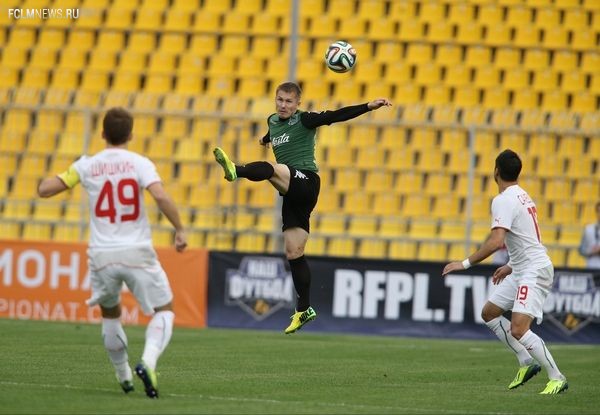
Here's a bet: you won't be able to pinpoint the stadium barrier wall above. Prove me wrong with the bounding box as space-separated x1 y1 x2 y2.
0 240 208 328
207 251 600 344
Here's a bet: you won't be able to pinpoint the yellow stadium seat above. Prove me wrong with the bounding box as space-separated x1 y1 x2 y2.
504 67 529 91
469 196 493 221
236 234 267 253
119 52 148 74
111 73 140 93
571 28 596 51
37 28 65 50
328 237 355 257
566 248 586 268
417 242 447 261
23 224 52 241
432 195 462 220
21 68 49 88
581 52 600 74
32 201 62 221
80 71 108 92
3 200 31 220
29 48 57 70
514 26 540 48
448 3 475 24
523 49 550 72
506 5 532 27
534 7 560 30
478 4 502 25
348 216 378 237
316 214 346 235
313 190 340 214
493 47 519 70
336 15 366 39
474 66 500 89
512 89 539 110
223 13 250 34
377 217 405 239
492 109 519 128
135 9 162 31
403 195 431 217
389 241 417 260
144 74 173 94
344 191 372 215
358 240 387 259
49 68 78 90
398 20 424 42
0 222 21 239
7 27 35 48
465 46 491 68
0 67 18 88
148 51 176 75
562 71 586 93
544 178 572 202
541 91 568 112
531 68 558 92
13 88 41 106
220 36 249 57
368 17 397 40
409 220 437 239
482 87 508 109
456 22 484 45
96 32 125 52
543 27 568 49
572 92 596 114
88 49 117 73
105 8 133 30
415 63 441 86
563 8 587 31
127 32 155 54
372 192 401 216
483 23 511 46
405 43 432 64
58 48 87 72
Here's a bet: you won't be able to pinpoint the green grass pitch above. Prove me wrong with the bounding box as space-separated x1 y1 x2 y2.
1 318 599 414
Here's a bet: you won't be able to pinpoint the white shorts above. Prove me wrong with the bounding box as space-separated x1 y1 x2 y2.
86 246 173 315
488 264 554 324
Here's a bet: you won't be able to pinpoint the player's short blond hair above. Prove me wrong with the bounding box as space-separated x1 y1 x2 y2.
276 82 302 100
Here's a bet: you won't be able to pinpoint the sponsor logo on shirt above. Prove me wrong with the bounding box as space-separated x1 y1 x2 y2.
272 132 290 147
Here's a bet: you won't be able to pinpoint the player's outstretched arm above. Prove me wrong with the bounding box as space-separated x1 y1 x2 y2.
147 182 187 252
38 176 68 198
301 99 392 129
442 227 507 276
367 98 393 110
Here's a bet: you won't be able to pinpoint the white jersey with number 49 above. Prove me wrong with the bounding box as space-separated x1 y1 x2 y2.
491 184 552 273
72 148 160 249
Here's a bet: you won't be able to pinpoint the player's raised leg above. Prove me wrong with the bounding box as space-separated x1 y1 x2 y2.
213 147 276 183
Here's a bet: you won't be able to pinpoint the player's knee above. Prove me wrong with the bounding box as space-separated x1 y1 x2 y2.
285 247 304 260
480 304 500 322
510 324 527 340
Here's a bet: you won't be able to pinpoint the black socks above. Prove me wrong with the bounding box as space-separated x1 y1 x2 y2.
288 255 311 312
235 162 274 182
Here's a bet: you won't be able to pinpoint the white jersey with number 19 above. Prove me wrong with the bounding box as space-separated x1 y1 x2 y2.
491 184 552 273
72 148 160 249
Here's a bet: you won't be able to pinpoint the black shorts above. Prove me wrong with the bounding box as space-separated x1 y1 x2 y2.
281 167 321 233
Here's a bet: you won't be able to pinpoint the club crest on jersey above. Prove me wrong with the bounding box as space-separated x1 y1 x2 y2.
543 271 600 335
288 113 300 126
271 132 290 147
224 256 295 320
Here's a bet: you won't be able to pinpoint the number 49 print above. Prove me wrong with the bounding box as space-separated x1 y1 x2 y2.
95 179 140 223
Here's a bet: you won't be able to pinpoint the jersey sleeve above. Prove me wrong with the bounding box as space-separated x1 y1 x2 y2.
139 157 161 188
300 103 371 129
57 163 81 188
490 196 515 231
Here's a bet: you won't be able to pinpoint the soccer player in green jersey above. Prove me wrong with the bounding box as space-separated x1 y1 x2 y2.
214 82 391 334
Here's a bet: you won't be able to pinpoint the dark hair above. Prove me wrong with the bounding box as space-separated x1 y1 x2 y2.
495 149 522 181
276 82 302 100
103 107 133 145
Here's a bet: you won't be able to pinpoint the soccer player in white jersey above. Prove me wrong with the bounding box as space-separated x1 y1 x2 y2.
38 107 187 399
442 149 568 395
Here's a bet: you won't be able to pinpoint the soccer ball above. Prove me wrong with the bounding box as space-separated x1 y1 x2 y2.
324 41 356 73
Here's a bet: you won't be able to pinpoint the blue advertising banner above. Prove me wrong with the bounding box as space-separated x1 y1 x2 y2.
207 252 600 343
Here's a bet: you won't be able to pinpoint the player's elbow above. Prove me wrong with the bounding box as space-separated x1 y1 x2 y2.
37 182 53 198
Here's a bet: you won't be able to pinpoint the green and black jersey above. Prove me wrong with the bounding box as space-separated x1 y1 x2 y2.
262 103 372 173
